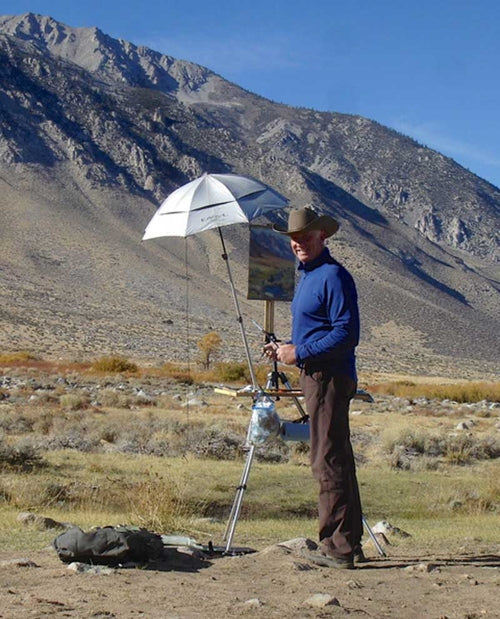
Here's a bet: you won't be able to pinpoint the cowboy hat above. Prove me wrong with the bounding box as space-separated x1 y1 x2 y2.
273 206 339 237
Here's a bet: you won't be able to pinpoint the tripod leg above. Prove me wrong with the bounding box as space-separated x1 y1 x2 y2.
266 372 279 391
223 444 256 553
291 395 307 419
223 444 252 540
279 372 308 419
362 514 386 557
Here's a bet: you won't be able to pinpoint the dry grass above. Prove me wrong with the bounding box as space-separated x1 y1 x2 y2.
1 450 499 552
0 439 46 472
382 427 500 467
91 356 139 373
148 360 299 387
0 355 499 554
0 351 39 364
367 380 500 403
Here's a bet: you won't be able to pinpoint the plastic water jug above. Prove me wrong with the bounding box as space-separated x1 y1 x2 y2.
248 394 281 444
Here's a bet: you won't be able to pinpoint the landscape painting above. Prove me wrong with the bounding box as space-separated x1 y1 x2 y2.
247 227 295 301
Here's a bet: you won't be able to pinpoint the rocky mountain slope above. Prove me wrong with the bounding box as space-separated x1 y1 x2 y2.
0 13 499 378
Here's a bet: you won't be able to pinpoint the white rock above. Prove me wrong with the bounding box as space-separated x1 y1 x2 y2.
17 512 70 530
346 579 363 589
404 562 437 573
244 598 263 608
277 537 318 553
182 398 208 407
67 562 115 575
372 520 411 537
303 593 340 608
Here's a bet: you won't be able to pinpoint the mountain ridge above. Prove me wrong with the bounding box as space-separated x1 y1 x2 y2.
0 13 498 379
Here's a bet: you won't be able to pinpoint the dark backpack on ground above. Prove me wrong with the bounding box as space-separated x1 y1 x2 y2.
53 525 164 565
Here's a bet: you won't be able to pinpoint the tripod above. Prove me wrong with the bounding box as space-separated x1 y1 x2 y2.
263 329 308 421
223 328 294 553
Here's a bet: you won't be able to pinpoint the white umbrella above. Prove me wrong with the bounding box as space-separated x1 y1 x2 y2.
142 172 289 387
143 172 288 239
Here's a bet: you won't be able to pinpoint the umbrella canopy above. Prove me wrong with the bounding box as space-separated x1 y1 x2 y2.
142 172 288 239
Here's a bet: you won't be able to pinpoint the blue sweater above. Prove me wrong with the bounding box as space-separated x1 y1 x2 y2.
291 248 359 379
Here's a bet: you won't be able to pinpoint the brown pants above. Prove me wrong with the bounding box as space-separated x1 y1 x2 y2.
300 369 363 558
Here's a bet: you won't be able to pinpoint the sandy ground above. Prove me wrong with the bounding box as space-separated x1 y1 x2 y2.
1 539 499 619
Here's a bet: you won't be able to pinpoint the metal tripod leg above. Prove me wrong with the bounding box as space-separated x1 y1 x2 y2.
277 371 307 419
224 370 306 553
362 514 386 557
266 368 308 420
223 443 256 553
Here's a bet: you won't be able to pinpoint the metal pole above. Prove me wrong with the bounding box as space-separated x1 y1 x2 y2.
264 299 275 336
223 444 256 553
362 515 386 557
218 228 259 389
262 300 308 419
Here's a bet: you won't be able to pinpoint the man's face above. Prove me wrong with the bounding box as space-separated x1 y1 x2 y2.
290 229 326 263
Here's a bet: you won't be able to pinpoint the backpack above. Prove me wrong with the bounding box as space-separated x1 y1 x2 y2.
53 525 164 565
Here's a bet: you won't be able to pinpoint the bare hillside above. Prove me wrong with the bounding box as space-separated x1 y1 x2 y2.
0 13 499 378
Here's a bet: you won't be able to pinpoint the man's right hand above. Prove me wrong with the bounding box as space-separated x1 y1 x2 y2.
263 341 279 360
263 342 297 365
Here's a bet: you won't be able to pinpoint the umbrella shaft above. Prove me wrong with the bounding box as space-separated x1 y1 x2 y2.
218 228 259 389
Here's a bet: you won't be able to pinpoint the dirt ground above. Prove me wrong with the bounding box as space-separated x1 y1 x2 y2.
1 538 499 619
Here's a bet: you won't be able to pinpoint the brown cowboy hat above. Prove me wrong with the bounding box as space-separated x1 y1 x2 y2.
273 206 339 237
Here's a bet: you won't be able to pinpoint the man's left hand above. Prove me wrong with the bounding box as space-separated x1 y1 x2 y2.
275 343 296 365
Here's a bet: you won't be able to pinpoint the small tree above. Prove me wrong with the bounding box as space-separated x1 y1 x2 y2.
197 331 222 370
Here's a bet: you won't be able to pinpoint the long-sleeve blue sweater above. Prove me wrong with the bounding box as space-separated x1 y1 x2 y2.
291 248 359 379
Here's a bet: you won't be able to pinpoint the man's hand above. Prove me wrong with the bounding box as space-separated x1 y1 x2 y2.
263 342 296 365
275 343 297 365
263 341 279 360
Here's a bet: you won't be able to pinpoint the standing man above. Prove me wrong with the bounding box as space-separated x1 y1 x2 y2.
265 206 364 569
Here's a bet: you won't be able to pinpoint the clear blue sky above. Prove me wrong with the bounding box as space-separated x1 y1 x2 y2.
2 0 500 188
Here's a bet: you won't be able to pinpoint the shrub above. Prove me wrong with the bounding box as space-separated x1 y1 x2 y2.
59 393 91 411
41 482 72 506
384 427 500 468
0 439 45 471
442 434 500 464
191 426 243 460
127 471 198 533
0 412 35 434
91 356 138 374
33 410 60 435
99 390 140 409
42 430 101 453
156 362 193 383
197 331 222 370
0 351 38 364
367 381 500 403
213 362 249 383
447 477 500 514
254 438 290 463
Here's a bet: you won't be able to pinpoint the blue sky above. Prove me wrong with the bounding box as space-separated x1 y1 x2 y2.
2 0 500 188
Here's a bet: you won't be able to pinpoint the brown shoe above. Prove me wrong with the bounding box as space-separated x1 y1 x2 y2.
302 549 354 569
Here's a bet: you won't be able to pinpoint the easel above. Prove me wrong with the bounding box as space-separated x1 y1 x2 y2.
222 301 386 557
222 300 290 553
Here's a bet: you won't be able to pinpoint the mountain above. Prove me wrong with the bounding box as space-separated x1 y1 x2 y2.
0 13 499 379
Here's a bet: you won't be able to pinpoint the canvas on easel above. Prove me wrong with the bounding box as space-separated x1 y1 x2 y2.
247 226 295 302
